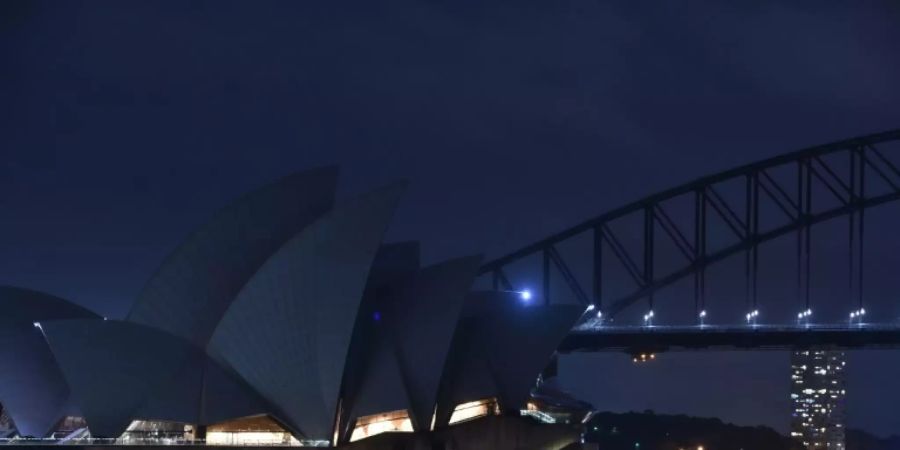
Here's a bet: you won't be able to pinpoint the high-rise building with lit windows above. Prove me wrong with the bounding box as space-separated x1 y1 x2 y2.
790 350 846 449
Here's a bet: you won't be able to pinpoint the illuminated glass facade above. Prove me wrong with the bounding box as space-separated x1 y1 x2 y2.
349 410 413 442
447 399 500 425
206 416 308 446
48 416 89 440
790 350 846 449
118 420 192 444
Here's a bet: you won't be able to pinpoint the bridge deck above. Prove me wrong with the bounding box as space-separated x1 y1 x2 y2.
560 324 900 353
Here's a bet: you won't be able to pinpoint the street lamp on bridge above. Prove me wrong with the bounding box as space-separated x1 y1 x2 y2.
850 308 866 325
798 308 813 327
745 309 759 326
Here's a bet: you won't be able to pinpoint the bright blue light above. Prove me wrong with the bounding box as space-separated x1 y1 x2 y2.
373 311 382 322
520 290 532 301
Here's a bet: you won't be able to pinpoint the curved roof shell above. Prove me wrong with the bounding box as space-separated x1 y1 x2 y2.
41 320 197 437
128 166 339 347
337 243 421 441
338 255 481 440
40 320 270 438
208 183 406 440
0 287 98 438
0 169 583 444
0 286 98 325
434 315 497 427
435 292 581 427
133 352 272 427
379 255 482 430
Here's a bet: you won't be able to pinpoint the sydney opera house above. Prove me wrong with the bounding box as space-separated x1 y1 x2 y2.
0 167 588 449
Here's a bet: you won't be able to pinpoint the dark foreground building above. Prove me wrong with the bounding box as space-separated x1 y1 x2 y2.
0 167 589 449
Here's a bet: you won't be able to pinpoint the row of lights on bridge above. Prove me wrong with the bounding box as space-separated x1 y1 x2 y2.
585 305 872 325
523 289 872 325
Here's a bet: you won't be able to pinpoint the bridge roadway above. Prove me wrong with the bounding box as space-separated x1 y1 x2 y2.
558 324 900 354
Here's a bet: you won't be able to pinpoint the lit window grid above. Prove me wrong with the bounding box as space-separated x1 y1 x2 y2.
790 350 846 449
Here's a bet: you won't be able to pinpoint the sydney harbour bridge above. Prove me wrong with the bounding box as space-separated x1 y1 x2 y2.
477 129 900 356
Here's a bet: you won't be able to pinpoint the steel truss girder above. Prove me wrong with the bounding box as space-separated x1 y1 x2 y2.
478 129 900 319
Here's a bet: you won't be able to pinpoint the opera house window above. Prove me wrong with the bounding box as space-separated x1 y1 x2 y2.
349 410 413 442
206 415 301 446
448 398 500 425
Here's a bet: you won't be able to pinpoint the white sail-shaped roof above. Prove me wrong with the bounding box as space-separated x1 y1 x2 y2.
0 287 98 438
0 168 586 444
337 242 421 441
435 291 580 427
41 319 272 437
382 256 482 430
208 183 405 440
134 354 271 426
41 320 198 437
128 167 338 347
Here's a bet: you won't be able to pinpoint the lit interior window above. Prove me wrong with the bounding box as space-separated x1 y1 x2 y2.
448 398 500 425
349 410 413 442
47 416 89 440
206 431 300 446
206 415 302 446
119 420 190 444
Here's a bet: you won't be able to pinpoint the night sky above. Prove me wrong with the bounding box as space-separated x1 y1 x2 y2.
3 0 900 437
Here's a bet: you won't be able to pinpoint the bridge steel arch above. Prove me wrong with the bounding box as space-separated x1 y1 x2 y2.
478 129 900 321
